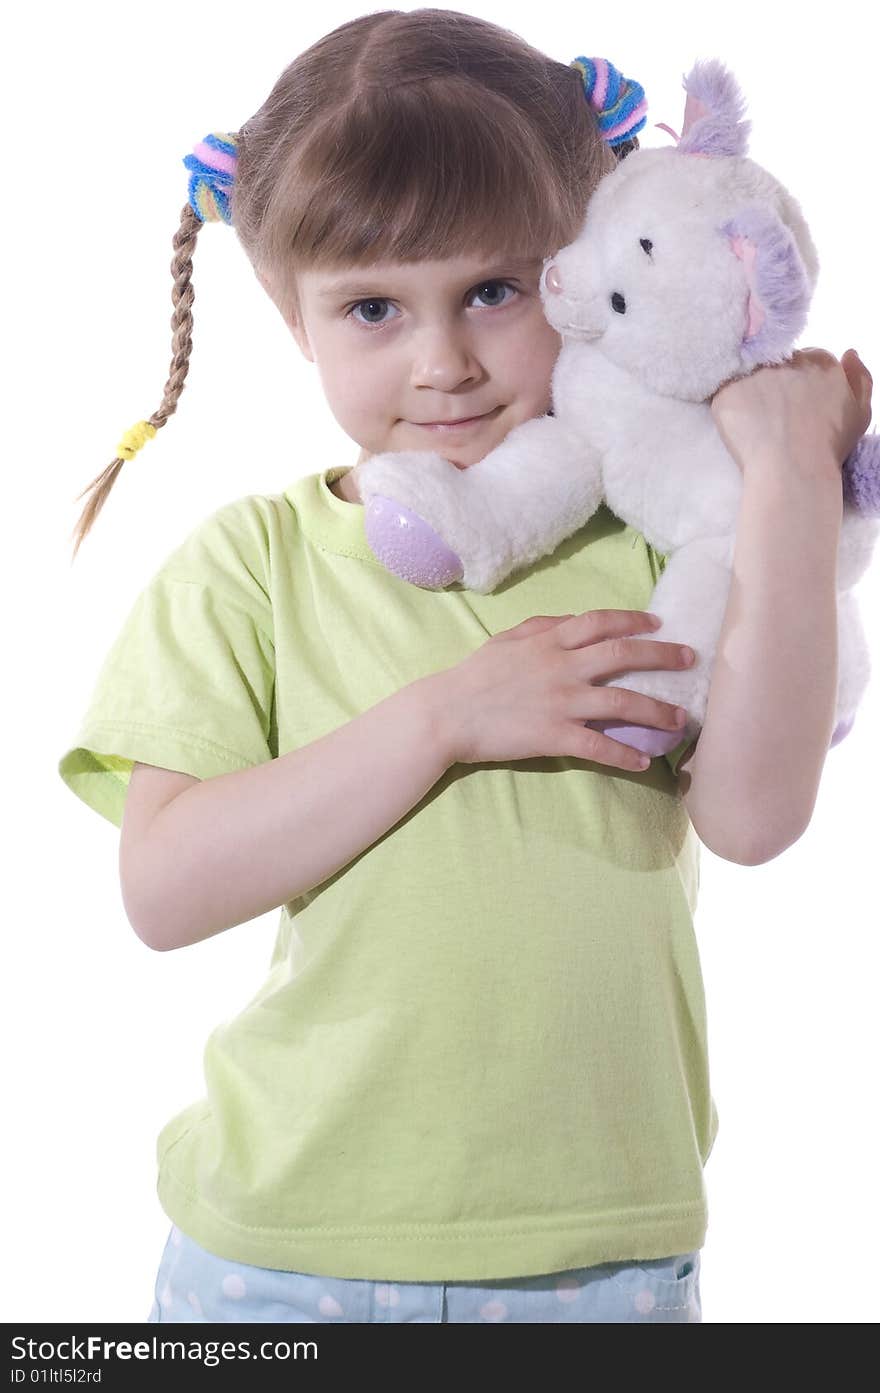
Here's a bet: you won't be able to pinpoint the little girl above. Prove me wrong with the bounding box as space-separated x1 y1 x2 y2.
58 9 872 1324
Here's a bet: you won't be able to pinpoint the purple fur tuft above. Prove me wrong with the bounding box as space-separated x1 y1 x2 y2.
679 58 751 158
843 434 880 516
723 206 811 367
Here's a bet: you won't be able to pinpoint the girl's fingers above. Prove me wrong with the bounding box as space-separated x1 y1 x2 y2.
555 610 661 649
490 614 575 641
842 350 873 430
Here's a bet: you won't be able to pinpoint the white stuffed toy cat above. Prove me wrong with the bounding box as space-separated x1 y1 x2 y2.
356 58 880 757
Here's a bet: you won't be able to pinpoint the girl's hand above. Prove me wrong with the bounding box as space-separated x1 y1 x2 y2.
427 610 695 770
710 347 873 477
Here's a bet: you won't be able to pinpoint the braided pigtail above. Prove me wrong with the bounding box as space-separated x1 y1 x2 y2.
69 133 238 561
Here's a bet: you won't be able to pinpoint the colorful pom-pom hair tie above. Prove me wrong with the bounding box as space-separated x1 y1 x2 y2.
182 131 239 224
570 57 647 147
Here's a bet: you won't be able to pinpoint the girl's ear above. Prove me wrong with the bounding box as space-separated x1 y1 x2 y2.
722 205 811 367
279 302 314 362
256 268 315 361
285 313 315 363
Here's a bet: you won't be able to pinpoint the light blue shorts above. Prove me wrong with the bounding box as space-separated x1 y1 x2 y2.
147 1225 702 1323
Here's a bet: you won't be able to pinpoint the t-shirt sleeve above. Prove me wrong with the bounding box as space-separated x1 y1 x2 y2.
58 573 276 831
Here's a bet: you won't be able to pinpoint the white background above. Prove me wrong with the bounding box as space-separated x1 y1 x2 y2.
5 0 878 1324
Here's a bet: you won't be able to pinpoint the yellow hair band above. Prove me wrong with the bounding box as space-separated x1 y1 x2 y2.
117 420 157 461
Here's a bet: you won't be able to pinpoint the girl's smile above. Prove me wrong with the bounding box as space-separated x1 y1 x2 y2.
409 404 504 435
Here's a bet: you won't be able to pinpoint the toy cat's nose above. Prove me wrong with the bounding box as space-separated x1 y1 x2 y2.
544 263 563 294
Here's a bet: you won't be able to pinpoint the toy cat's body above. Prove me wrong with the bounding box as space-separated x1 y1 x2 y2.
556 346 743 550
357 59 880 755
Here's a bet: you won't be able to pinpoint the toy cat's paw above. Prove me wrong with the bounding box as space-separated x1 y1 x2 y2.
357 451 469 589
585 719 684 757
364 495 464 589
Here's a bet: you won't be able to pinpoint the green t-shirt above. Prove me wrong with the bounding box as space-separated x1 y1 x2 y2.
58 465 716 1282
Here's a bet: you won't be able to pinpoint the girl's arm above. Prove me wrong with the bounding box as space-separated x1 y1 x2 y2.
122 607 690 950
122 676 454 951
678 348 873 864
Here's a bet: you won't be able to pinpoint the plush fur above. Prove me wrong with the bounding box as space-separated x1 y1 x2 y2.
358 59 880 754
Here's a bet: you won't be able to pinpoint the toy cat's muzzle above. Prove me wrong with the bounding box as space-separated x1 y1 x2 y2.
541 261 606 340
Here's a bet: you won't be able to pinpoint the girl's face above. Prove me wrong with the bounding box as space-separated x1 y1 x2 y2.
281 252 563 496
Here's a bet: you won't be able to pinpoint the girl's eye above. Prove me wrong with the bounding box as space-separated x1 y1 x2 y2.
470 279 518 309
347 298 399 328
345 279 519 330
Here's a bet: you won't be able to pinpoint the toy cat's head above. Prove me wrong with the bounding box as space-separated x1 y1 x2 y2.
541 59 819 402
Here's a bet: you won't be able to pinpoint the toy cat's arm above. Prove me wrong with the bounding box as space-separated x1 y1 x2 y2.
356 413 603 593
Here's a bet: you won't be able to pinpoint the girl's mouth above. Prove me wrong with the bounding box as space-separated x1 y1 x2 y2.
411 406 502 433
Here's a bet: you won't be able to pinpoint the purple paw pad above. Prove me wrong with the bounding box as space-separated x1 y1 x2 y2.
586 719 683 757
364 495 464 589
830 714 855 747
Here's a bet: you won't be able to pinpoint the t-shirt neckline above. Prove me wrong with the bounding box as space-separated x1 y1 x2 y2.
286 466 376 564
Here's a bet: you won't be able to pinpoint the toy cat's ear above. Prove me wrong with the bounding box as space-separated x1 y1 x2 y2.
678 59 751 157
722 206 811 366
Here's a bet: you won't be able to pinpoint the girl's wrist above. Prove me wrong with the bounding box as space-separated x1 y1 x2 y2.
413 668 464 769
739 446 844 490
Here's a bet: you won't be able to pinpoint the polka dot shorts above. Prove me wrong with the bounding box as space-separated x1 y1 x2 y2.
147 1226 702 1323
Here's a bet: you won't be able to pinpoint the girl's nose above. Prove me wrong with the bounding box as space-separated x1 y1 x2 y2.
544 264 563 295
410 330 480 391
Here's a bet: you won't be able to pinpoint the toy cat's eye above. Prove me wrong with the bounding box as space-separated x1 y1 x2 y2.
611 291 627 314
640 238 653 255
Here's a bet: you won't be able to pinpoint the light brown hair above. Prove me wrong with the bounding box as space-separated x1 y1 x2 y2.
69 8 637 558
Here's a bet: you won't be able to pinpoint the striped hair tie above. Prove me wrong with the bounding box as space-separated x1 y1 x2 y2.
570 57 647 147
182 132 239 224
